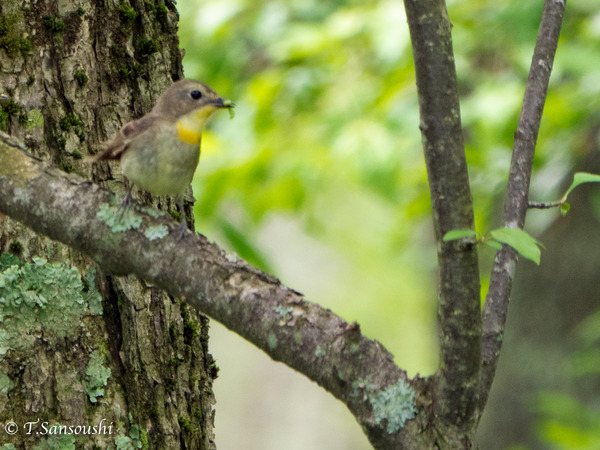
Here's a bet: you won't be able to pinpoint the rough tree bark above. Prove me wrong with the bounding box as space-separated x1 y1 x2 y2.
0 1 215 448
403 0 481 437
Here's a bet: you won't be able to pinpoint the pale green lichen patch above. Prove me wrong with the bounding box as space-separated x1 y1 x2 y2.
144 224 168 241
267 333 278 349
275 305 293 321
26 109 44 129
85 268 103 315
294 331 302 344
97 203 142 232
225 252 239 263
0 254 103 359
314 347 326 357
140 206 163 218
85 350 111 403
0 370 14 393
114 423 147 449
13 186 32 204
350 377 373 399
32 428 75 449
129 424 148 448
369 378 416 433
344 341 361 355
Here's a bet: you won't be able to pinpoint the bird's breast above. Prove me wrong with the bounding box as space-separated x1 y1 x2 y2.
120 122 201 196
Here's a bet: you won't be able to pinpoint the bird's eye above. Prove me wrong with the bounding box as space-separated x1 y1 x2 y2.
190 90 203 100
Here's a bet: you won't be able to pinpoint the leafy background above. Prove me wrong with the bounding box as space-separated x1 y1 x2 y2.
177 0 600 448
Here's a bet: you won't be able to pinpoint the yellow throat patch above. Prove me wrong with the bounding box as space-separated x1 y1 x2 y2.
176 121 202 144
176 105 219 144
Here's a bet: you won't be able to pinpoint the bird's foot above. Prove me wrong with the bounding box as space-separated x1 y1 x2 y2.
176 217 188 240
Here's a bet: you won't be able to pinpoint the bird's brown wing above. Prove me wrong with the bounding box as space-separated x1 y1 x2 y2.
88 114 159 161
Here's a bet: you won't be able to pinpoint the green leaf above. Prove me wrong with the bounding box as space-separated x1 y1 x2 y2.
560 203 570 216
563 172 600 200
489 228 542 265
484 240 503 250
442 229 477 242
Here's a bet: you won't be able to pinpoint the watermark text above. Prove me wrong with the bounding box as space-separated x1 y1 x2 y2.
3 419 114 436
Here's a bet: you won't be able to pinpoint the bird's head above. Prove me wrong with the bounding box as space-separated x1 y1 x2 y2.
153 79 234 121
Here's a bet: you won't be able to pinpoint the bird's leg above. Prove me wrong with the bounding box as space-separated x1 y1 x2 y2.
117 185 134 219
176 195 188 239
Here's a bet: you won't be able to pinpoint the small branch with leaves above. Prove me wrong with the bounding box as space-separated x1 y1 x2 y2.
528 172 600 215
444 173 600 266
444 228 544 266
480 0 567 409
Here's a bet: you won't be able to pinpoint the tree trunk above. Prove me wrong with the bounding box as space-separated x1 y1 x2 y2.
0 1 215 448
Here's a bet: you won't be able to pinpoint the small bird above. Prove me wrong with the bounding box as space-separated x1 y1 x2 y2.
88 79 234 235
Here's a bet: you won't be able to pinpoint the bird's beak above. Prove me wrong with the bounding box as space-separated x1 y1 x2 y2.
213 97 235 109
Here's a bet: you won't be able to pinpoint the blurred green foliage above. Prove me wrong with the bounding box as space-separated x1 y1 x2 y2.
181 0 436 375
178 0 600 445
532 310 600 449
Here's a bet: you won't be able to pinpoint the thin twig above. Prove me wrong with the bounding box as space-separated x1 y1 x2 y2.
528 200 565 209
481 0 567 411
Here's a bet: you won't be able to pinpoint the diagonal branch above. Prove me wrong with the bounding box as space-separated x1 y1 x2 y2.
0 134 426 449
403 0 481 429
481 0 567 409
